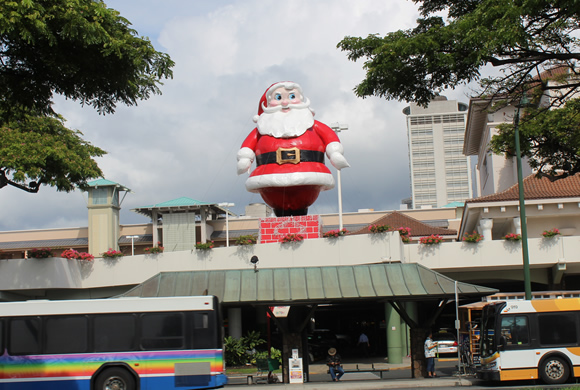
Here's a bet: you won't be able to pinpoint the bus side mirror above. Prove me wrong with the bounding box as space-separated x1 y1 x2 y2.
498 336 506 351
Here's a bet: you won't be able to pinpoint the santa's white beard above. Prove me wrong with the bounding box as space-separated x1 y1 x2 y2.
256 106 315 138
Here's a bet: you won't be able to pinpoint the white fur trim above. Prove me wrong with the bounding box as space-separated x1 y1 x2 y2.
326 141 350 169
237 147 255 160
325 142 344 156
246 172 335 192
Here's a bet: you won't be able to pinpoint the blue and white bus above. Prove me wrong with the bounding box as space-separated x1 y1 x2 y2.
0 296 227 390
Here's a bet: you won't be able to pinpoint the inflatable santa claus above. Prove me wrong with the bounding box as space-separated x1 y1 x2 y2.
237 82 349 216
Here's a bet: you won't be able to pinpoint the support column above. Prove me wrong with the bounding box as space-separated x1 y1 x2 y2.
385 302 403 364
513 217 523 235
480 218 493 242
228 308 242 339
411 328 428 378
401 301 417 357
200 208 207 243
151 210 159 245
400 314 408 357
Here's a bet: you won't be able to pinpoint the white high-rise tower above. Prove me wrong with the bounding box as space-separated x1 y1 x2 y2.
403 96 472 209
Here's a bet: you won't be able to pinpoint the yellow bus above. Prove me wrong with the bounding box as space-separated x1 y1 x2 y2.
478 298 580 384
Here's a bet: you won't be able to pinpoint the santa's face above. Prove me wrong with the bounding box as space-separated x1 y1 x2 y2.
268 87 302 113
257 94 314 138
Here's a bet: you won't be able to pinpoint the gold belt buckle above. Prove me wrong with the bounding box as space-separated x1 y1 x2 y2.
276 147 300 164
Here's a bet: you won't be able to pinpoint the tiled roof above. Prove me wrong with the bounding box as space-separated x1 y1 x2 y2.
350 211 457 237
534 66 570 81
0 235 154 250
88 178 120 187
118 235 153 244
211 229 259 240
468 173 580 203
0 238 88 250
442 201 465 208
136 197 213 209
122 263 498 302
322 224 371 233
86 179 131 192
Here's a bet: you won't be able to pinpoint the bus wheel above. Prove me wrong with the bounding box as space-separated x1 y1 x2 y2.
540 356 569 384
95 367 135 390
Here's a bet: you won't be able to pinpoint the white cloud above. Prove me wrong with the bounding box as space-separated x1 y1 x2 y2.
2 0 429 231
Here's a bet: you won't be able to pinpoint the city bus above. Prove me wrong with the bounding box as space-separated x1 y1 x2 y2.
478 298 580 384
0 296 227 390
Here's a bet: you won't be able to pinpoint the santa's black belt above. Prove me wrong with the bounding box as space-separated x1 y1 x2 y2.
256 147 325 166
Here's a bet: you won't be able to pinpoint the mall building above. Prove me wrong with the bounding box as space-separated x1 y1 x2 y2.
1 82 580 373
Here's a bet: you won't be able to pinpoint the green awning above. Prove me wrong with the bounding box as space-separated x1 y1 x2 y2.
121 263 497 306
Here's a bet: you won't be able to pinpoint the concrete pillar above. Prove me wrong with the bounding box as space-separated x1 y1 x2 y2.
402 301 418 357
228 307 242 339
385 303 403 364
400 314 408 357
151 210 159 245
200 208 207 243
480 218 493 242
513 217 521 235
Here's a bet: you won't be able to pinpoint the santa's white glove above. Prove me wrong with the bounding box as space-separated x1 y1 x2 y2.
326 142 350 170
237 147 255 175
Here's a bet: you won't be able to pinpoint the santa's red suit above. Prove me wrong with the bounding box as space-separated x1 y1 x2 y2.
237 82 349 216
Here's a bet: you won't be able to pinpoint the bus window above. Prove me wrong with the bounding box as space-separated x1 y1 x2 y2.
192 312 217 349
141 312 185 350
45 316 88 354
0 320 4 352
94 314 137 352
538 313 578 345
500 315 529 346
194 312 209 329
9 317 41 355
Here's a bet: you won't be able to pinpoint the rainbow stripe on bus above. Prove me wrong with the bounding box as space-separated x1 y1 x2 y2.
0 349 226 389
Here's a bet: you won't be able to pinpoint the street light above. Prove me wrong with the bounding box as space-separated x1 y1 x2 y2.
126 235 139 256
330 123 348 230
218 203 235 247
513 93 532 300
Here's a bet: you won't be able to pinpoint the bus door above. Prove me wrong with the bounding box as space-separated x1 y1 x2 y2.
498 314 535 372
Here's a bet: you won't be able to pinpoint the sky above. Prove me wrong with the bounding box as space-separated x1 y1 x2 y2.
0 0 475 232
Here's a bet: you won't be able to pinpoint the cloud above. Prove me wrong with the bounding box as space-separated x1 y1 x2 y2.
1 0 424 231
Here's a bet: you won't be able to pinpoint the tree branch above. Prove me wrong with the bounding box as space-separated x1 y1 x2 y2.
0 171 40 193
487 53 580 66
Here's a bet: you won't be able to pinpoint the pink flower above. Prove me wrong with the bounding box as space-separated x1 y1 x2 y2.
420 234 443 245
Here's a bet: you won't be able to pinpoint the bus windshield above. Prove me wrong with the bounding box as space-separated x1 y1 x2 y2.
480 302 503 358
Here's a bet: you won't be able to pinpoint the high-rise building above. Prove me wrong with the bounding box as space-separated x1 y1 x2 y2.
403 96 472 209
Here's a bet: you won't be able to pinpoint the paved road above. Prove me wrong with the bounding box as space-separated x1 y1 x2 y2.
226 357 580 390
225 357 480 389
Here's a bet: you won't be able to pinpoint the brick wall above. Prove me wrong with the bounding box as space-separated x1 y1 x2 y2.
259 215 321 243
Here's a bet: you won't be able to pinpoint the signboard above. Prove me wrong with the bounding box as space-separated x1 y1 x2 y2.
269 306 290 318
289 350 303 384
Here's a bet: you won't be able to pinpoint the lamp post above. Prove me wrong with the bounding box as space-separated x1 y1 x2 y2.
126 235 139 256
218 203 235 247
513 94 532 300
330 123 348 230
455 281 462 374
